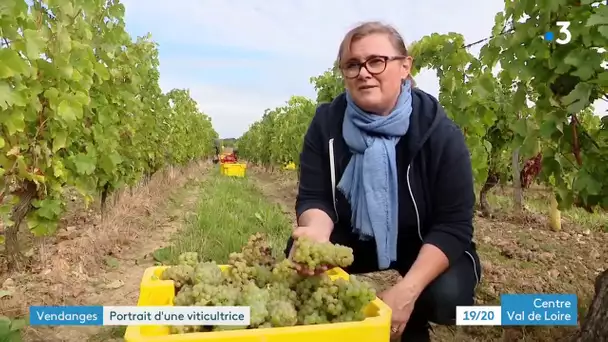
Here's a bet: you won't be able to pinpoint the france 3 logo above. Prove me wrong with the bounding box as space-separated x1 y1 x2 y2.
543 22 571 45
545 1 607 45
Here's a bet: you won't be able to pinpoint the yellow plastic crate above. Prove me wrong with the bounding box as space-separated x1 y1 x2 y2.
283 162 296 171
220 163 246 178
124 266 391 342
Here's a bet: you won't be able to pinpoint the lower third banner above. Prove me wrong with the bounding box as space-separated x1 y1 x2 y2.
29 306 251 326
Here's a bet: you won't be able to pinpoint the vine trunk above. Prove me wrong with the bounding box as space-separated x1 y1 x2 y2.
573 269 608 342
479 170 499 217
5 180 37 271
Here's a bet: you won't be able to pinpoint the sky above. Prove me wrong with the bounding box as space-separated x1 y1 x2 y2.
121 0 608 138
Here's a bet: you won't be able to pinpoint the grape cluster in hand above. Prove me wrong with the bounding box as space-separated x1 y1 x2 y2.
291 236 354 270
159 233 376 334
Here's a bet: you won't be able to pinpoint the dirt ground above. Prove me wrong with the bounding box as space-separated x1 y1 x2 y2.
0 162 605 342
0 161 211 342
246 166 607 342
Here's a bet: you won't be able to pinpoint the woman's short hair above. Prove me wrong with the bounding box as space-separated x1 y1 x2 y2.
337 21 416 87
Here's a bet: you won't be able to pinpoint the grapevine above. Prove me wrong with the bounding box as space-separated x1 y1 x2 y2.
483 0 608 209
0 0 219 270
238 96 316 168
410 33 498 184
160 233 376 334
309 64 344 104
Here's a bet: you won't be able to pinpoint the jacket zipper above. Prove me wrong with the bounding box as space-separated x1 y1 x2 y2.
406 164 422 242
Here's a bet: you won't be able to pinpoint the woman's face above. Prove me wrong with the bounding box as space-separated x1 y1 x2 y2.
341 34 412 115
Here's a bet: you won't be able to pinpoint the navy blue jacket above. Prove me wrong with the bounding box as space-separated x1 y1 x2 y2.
290 88 480 276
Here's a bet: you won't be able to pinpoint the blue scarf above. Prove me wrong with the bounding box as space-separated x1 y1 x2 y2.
337 80 413 270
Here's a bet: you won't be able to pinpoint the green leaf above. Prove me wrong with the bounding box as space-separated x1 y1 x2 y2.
33 199 62 220
0 49 30 79
573 171 602 196
43 87 59 100
52 130 68 152
556 187 575 210
94 63 110 81
2 111 26 135
539 120 562 139
152 246 173 264
512 118 529 137
28 216 58 237
567 99 590 114
476 74 496 98
0 316 10 330
9 318 26 331
59 0 76 18
598 25 608 39
72 91 90 106
71 153 96 175
22 29 46 60
0 81 15 110
56 99 82 122
586 13 607 27
521 135 541 159
571 65 596 81
563 50 585 67
561 83 592 113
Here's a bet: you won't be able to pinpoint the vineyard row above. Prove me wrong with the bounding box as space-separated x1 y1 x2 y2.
0 0 219 269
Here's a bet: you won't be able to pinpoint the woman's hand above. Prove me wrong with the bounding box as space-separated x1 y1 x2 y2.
379 282 419 341
288 226 332 275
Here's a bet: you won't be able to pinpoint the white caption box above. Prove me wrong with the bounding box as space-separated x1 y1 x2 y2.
103 306 250 326
456 305 501 326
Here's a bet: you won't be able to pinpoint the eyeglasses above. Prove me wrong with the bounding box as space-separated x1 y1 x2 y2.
340 55 406 79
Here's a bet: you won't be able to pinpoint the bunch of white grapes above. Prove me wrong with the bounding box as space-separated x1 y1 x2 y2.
159 233 376 334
